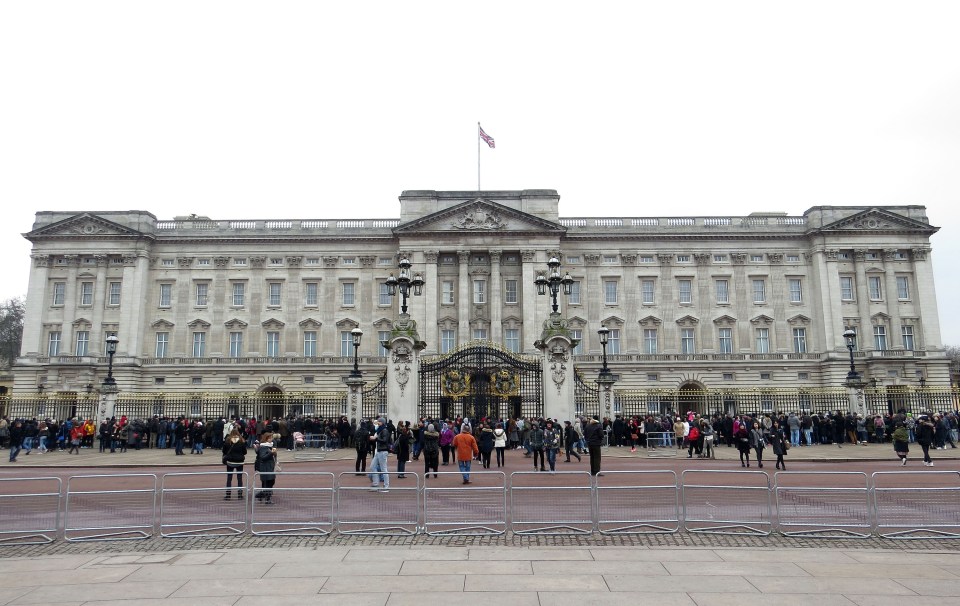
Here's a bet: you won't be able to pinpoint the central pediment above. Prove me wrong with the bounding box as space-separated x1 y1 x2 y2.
393 198 566 235
816 208 938 235
24 212 152 241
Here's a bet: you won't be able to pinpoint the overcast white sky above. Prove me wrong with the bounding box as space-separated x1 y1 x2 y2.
2 1 958 344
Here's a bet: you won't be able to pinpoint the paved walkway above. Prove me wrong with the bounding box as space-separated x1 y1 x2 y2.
7 440 960 468
1 545 958 605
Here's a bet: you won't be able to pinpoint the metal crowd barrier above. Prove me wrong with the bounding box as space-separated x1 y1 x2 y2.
423 471 507 536
0 477 61 545
646 432 677 457
294 435 328 461
873 471 960 539
510 471 594 535
159 471 249 538
681 469 773 536
336 471 420 535
251 471 336 536
596 470 680 534
5 470 960 542
65 474 157 541
774 471 871 538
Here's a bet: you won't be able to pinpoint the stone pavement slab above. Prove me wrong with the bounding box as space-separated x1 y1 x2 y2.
7 546 960 604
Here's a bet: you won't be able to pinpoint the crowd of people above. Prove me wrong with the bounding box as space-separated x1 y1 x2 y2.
4 408 958 473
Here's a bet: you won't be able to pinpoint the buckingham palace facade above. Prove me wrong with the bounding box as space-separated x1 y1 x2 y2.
9 189 951 418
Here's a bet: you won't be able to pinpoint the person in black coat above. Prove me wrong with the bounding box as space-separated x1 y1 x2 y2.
768 421 788 470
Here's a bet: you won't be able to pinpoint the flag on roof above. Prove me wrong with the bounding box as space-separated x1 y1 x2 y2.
479 124 495 148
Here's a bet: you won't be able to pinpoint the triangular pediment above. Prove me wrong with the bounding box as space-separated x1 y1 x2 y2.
393 199 565 235
187 319 211 329
261 318 285 330
639 315 662 327
713 314 738 325
25 213 151 241
151 319 175 329
818 208 937 234
224 318 249 329
299 318 322 329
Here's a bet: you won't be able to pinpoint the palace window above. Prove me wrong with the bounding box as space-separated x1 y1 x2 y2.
229 332 243 358
644 329 658 354
756 328 770 353
232 282 245 307
896 276 911 300
789 279 802 303
869 276 882 300
642 279 655 304
441 329 457 354
718 328 733 354
752 279 766 303
80 282 93 306
155 332 169 358
342 282 355 306
192 332 206 357
715 279 729 304
680 328 695 354
604 280 618 305
874 325 887 351
305 282 319 306
442 281 455 305
473 280 486 304
840 276 855 301
108 282 122 306
266 331 280 358
159 283 172 307
505 279 518 304
568 280 581 305
901 324 915 351
678 280 692 304
268 282 282 306
303 331 317 357
793 327 807 354
75 331 89 356
195 283 208 307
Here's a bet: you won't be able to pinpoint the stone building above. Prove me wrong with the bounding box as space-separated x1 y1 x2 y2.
10 189 950 420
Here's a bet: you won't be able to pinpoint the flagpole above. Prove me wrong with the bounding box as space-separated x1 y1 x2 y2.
477 122 481 191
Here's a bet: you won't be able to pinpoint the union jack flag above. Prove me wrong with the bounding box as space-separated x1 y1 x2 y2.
479 124 495 148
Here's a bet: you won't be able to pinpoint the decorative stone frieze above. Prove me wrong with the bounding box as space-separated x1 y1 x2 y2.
521 250 537 263
177 257 194 268
322 256 338 268
584 254 601 265
214 256 230 268
730 252 747 265
250 256 267 268
358 256 375 268
911 248 928 261
286 256 303 267
694 253 711 265
768 252 784 264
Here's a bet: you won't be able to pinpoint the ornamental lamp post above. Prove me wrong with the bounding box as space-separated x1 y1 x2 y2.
597 326 612 381
534 257 574 314
103 335 119 388
385 257 425 315
842 328 865 388
349 327 363 379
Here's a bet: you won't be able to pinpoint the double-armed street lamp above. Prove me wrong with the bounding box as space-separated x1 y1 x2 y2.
385 257 425 315
534 257 574 313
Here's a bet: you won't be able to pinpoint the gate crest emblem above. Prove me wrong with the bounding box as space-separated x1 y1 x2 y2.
441 369 471 398
491 368 520 397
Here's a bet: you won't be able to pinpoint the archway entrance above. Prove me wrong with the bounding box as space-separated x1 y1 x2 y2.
255 385 286 420
677 381 705 416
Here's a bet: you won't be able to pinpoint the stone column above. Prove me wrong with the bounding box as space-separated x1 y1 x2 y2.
847 385 867 416
490 249 502 343
910 247 942 350
536 313 576 421
520 250 538 353
881 249 902 349
91 254 108 345
597 374 617 421
853 249 871 343
457 251 470 344
423 251 439 354
344 376 366 429
98 383 118 425
62 255 79 352
384 314 424 424
22 254 50 356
